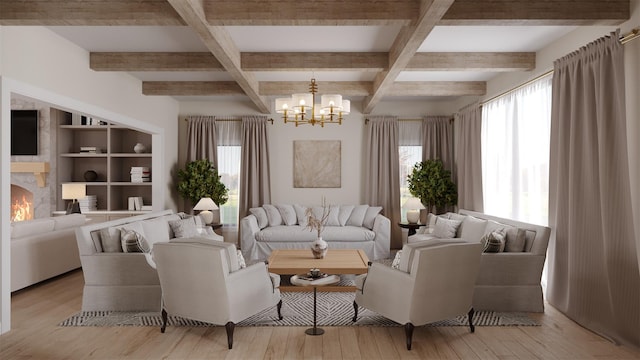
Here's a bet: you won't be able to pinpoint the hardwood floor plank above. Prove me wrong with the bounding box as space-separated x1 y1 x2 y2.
2 270 640 360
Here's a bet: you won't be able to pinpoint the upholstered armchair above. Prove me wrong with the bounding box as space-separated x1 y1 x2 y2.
353 240 482 350
152 239 283 349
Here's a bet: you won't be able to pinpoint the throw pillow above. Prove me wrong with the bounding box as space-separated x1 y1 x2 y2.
294 204 308 227
433 218 462 238
249 207 269 229
338 205 355 226
168 218 198 238
276 204 297 226
100 227 122 253
312 205 340 226
120 230 150 253
505 227 527 252
236 249 247 269
363 206 382 229
391 250 403 269
347 205 368 227
481 229 506 253
263 204 283 227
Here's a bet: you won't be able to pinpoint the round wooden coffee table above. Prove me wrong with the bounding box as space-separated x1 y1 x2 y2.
291 274 341 335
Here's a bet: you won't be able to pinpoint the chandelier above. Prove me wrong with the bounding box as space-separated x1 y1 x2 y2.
275 78 350 127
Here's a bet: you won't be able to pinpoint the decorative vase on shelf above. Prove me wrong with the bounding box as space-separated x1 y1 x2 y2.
83 170 98 182
311 237 328 259
133 143 146 154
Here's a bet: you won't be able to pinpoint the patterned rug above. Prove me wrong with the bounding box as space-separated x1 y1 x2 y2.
59 292 539 328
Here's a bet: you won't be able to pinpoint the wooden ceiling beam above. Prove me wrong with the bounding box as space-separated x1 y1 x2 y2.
242 52 388 71
390 81 486 96
0 0 184 25
143 81 244 96
440 0 630 25
363 0 455 114
167 0 270 113
407 52 535 71
203 0 417 26
260 82 372 96
90 52 223 71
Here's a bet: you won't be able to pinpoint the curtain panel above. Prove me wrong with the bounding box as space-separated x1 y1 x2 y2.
365 116 402 249
186 115 218 166
239 116 271 221
422 115 454 172
547 30 640 348
454 103 484 212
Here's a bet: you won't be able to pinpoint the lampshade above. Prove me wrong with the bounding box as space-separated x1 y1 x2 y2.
193 197 218 211
61 183 86 200
321 94 342 111
275 98 292 113
402 197 425 210
292 93 313 112
340 100 351 114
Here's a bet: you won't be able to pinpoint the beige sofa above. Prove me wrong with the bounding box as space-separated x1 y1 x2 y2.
11 214 86 292
240 204 391 262
407 209 551 312
75 210 223 311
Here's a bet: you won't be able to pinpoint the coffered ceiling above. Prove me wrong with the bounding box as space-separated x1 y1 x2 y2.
0 0 630 113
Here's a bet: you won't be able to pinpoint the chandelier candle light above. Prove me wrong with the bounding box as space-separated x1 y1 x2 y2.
275 78 350 127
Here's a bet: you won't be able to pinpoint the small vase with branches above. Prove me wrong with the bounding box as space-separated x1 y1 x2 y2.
305 202 330 259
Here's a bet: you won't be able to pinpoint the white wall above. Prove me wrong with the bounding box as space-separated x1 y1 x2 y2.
179 98 460 207
0 26 180 333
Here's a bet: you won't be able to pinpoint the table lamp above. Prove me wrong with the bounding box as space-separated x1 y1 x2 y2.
62 183 86 214
402 197 425 224
193 197 218 225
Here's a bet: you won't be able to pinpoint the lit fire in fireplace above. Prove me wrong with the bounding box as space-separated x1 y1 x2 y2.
11 195 33 222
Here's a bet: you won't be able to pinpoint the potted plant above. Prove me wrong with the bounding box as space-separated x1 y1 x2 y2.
177 159 229 207
407 159 457 214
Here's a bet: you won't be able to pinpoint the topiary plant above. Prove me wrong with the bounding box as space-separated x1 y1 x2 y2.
407 159 457 214
177 159 229 206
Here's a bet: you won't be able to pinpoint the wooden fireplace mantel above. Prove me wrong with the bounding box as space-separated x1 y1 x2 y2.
11 162 50 187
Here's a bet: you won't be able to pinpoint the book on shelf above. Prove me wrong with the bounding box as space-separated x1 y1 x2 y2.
128 196 144 211
130 166 151 182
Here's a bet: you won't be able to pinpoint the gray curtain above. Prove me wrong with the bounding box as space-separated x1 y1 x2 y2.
547 30 640 348
422 115 454 172
365 116 401 250
186 115 217 166
239 116 271 220
454 103 484 212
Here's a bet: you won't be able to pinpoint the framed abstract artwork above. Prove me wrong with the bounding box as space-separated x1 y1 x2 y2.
293 140 341 188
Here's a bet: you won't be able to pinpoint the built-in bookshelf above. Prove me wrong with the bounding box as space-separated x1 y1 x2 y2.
53 109 153 212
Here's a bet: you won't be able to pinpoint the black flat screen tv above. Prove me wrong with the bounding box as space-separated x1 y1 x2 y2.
11 110 39 155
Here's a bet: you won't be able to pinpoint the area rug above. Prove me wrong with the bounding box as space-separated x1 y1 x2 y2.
60 292 539 328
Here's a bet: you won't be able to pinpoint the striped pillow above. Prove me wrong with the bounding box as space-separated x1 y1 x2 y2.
120 230 150 253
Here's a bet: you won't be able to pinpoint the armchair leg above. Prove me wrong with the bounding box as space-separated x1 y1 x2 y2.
468 308 475 333
352 301 359 322
277 300 283 320
404 323 415 350
225 322 235 349
160 308 167 333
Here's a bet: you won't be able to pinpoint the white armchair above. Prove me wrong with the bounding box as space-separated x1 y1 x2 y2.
353 240 482 350
152 239 282 349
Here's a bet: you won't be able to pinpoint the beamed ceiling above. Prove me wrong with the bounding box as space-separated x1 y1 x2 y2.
0 0 631 114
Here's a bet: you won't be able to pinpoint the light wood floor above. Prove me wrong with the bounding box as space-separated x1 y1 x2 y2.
1 270 639 360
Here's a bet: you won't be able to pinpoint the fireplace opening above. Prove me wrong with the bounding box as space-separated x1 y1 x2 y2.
11 185 34 222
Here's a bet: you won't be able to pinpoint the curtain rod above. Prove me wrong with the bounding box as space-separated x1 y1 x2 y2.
184 117 274 124
364 117 454 124
480 27 639 106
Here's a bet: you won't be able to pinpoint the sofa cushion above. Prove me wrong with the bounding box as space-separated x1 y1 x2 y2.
459 216 488 242
433 218 462 238
250 207 269 229
168 218 198 238
312 205 340 226
363 206 382 229
120 230 150 253
276 204 297 225
11 218 55 238
263 204 283 226
255 225 375 243
481 229 506 252
347 205 368 227
294 205 308 227
505 227 527 252
170 238 240 272
141 217 172 245
338 205 355 226
100 227 122 253
52 214 86 230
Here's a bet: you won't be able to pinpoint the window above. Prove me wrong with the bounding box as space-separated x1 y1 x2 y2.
216 120 242 227
399 120 423 222
481 76 552 225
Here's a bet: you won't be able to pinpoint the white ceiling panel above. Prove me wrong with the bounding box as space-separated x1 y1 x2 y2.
226 26 401 52
253 71 376 82
418 26 577 52
128 71 234 82
47 26 209 52
396 71 497 82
